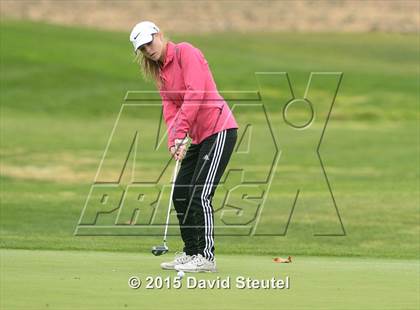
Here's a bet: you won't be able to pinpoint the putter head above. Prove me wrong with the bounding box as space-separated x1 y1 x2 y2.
151 245 168 256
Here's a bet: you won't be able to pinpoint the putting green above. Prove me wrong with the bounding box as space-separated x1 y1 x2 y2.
1 249 418 309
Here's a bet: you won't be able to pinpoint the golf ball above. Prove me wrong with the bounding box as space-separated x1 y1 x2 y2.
177 270 185 278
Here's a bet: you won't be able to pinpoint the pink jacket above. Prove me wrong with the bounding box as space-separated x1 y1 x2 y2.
159 41 238 149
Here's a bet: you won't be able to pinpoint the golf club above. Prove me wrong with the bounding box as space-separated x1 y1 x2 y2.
151 159 180 256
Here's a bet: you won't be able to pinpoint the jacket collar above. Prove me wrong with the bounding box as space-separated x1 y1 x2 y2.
160 41 175 70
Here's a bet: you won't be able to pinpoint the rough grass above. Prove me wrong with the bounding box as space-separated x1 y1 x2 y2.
0 21 419 260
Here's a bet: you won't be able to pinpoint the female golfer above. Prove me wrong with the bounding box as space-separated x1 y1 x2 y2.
130 21 238 272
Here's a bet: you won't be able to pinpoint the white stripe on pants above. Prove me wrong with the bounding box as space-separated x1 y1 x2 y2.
201 130 226 261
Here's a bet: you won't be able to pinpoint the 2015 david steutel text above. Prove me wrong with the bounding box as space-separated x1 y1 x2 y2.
130 275 290 290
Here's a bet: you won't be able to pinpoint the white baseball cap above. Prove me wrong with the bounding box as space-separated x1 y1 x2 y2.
129 21 160 52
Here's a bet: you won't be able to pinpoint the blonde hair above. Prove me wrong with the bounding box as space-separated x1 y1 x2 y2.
134 32 169 89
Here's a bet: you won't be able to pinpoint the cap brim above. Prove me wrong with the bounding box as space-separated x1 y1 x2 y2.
133 34 154 51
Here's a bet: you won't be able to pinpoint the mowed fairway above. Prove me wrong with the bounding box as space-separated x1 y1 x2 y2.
1 249 418 310
0 20 419 309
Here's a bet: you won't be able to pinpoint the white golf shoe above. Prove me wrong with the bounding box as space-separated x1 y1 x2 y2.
175 254 217 273
160 252 193 270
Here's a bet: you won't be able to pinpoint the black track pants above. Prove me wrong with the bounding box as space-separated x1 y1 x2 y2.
172 128 237 261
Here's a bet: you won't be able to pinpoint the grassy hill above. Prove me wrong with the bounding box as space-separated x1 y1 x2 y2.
0 20 419 259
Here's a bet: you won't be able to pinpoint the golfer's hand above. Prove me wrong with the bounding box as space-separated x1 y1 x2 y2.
170 138 188 161
170 145 186 161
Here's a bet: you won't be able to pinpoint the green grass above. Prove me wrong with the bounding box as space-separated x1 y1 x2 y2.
1 249 418 310
0 20 418 119
0 20 419 309
1 20 418 258
0 113 418 259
